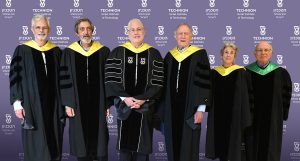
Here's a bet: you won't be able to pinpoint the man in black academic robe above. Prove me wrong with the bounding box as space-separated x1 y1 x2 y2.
9 15 64 161
246 41 292 161
59 18 110 161
105 19 163 161
161 23 211 161
205 43 252 161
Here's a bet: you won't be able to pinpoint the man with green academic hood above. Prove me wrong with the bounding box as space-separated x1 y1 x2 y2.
246 41 292 161
10 14 64 161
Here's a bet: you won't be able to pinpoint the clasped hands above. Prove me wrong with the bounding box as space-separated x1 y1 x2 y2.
123 97 146 109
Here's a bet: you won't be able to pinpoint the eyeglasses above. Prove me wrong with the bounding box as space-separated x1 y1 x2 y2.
33 26 49 30
79 27 93 32
255 48 272 53
128 28 143 33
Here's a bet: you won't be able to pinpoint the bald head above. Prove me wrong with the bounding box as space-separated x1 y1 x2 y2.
254 41 273 66
128 18 144 29
127 18 145 47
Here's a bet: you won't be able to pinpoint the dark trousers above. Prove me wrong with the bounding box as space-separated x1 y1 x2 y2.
119 151 149 161
77 156 108 161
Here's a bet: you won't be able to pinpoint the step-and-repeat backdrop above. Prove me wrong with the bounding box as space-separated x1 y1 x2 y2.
1 0 300 160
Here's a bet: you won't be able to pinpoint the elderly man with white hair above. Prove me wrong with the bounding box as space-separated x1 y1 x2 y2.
10 14 64 161
246 41 292 161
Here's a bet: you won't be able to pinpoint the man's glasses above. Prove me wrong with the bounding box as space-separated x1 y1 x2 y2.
33 26 49 30
128 28 143 33
255 48 272 53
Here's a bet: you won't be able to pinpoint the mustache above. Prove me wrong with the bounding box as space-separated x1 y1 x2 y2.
82 35 91 38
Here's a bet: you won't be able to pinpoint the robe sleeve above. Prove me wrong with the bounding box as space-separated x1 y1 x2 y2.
9 46 24 105
59 48 77 109
241 70 252 129
205 69 216 112
193 49 211 107
281 68 292 121
104 47 130 98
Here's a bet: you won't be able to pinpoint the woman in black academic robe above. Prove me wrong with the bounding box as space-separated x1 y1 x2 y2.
206 43 252 161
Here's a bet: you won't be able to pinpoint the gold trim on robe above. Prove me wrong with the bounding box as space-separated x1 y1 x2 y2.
121 42 152 54
214 64 245 76
23 40 56 52
169 45 202 62
67 41 104 57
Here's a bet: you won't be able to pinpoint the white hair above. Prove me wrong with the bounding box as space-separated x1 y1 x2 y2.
127 18 144 29
31 14 50 29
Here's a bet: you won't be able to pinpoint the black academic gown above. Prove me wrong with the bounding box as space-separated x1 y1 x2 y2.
162 47 211 161
246 63 292 161
105 43 163 154
59 41 110 158
9 41 64 161
205 66 252 161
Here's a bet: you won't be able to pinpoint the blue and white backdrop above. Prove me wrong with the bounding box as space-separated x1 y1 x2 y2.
1 0 300 160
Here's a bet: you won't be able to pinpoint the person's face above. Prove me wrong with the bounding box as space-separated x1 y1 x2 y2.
76 21 93 44
175 25 192 49
128 20 145 46
222 47 236 66
31 18 50 41
254 42 273 65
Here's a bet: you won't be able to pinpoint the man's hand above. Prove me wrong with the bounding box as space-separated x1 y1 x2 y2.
15 109 25 119
106 108 110 117
194 111 204 124
131 99 146 109
124 97 136 107
65 106 75 117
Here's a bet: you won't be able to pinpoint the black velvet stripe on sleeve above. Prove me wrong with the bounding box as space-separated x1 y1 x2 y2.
151 79 164 86
60 83 72 89
10 56 22 66
59 66 68 71
153 60 163 68
197 62 210 70
9 66 22 79
12 66 22 73
152 70 164 77
105 67 122 74
105 76 122 83
195 71 210 80
106 58 122 65
10 76 22 87
194 81 211 89
59 75 70 80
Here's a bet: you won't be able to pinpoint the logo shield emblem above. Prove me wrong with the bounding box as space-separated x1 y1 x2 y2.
158 26 164 36
209 55 215 64
141 0 147 8
22 26 28 36
243 0 249 8
56 26 63 36
74 0 80 7
294 83 299 93
192 26 198 36
209 0 215 8
226 26 232 36
107 0 113 8
40 0 46 8
175 0 181 8
5 55 12 65
243 55 249 65
294 26 300 36
260 26 266 36
6 0 12 8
